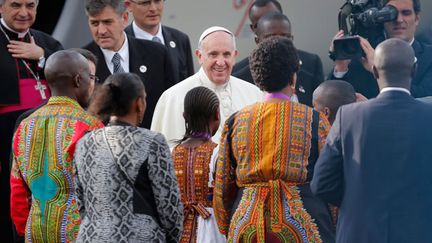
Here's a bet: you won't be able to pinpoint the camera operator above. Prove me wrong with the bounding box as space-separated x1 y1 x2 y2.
329 0 432 99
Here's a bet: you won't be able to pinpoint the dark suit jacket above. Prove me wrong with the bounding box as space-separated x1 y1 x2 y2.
0 28 63 105
232 49 324 107
311 90 432 243
125 24 194 83
329 40 432 98
83 37 176 129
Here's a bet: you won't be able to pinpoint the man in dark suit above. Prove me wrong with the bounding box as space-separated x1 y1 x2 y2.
311 38 432 243
329 0 432 99
124 0 194 83
232 0 323 106
83 0 175 128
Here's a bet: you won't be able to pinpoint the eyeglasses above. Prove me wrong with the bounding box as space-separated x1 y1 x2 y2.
89 74 99 83
129 0 165 7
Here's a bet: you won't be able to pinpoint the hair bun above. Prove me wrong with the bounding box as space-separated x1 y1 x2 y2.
108 82 121 99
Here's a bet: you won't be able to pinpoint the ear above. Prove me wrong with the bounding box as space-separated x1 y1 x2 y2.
411 62 418 80
74 74 81 88
215 108 220 123
415 14 420 27
323 107 331 118
195 49 203 64
372 65 379 80
136 96 145 113
234 49 239 58
121 11 129 27
291 73 297 88
254 34 259 44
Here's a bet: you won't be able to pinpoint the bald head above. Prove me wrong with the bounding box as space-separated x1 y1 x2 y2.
256 12 292 44
45 50 94 108
373 38 416 90
313 80 356 124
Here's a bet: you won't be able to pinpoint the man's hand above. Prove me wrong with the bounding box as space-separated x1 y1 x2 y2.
7 36 44 60
359 37 375 73
331 30 351 72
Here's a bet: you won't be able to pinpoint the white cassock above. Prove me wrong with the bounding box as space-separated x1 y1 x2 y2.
151 67 263 147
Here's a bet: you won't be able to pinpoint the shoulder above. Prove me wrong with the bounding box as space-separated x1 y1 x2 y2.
124 24 134 35
230 76 261 92
297 49 321 62
128 35 166 51
417 96 432 104
233 57 249 71
30 29 63 49
82 41 99 53
162 74 198 96
128 36 168 58
162 25 190 40
135 127 170 149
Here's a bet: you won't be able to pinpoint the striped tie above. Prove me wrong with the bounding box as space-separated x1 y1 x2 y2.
111 53 125 73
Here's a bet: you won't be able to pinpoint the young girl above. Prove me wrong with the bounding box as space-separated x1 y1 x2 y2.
172 86 226 243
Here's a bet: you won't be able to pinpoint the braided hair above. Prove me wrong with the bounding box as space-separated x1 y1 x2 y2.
181 86 220 142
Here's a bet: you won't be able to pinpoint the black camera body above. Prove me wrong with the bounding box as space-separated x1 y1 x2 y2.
333 0 398 60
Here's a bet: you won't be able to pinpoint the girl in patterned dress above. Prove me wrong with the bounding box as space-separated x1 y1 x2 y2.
172 87 226 243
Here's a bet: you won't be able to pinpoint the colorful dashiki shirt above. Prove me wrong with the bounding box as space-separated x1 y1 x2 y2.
214 101 335 243
10 96 103 243
172 140 226 243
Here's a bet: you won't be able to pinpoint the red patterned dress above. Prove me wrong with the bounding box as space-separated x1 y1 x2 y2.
214 101 335 243
172 140 226 243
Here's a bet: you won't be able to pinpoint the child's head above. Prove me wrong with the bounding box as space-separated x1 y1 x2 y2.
183 87 220 139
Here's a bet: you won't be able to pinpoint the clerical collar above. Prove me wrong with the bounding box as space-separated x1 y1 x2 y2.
197 67 230 91
197 68 233 117
409 38 415 46
0 18 29 38
380 87 411 95
132 21 165 45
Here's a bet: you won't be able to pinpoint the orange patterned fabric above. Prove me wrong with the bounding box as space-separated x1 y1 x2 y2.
213 101 332 243
172 141 218 243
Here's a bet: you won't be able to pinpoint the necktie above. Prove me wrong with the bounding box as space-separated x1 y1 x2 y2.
152 36 162 43
111 53 125 73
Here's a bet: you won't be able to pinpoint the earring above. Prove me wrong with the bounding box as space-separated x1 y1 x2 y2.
136 110 143 126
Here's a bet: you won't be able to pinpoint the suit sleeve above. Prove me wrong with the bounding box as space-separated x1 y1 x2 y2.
163 48 177 89
147 133 183 243
410 64 432 98
311 107 344 207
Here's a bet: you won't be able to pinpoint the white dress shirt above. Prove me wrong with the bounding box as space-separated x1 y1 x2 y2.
132 21 165 45
100 33 130 74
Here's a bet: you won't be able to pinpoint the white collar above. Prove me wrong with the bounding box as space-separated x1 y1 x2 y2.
100 32 129 64
409 38 415 46
380 87 411 95
132 21 164 44
1 18 29 38
197 67 230 90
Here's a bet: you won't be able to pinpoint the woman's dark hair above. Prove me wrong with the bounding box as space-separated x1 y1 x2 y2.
88 73 145 121
180 86 219 142
250 36 300 92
